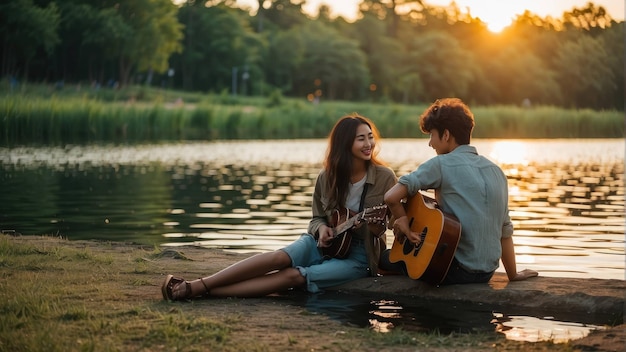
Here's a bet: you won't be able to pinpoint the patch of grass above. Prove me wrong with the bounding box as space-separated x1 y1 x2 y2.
59 306 91 321
133 261 149 274
0 236 243 351
145 313 231 348
0 235 594 351
148 248 192 260
0 236 42 256
349 325 588 351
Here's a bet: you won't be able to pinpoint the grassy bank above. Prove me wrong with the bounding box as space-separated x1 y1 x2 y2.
1 83 623 146
0 234 597 352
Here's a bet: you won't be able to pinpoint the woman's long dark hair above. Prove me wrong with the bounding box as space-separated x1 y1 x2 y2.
323 114 385 210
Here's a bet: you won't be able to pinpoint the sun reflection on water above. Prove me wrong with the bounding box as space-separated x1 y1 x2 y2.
362 299 608 343
489 141 529 165
492 313 605 343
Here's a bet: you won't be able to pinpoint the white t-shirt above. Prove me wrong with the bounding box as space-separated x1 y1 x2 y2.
345 175 366 212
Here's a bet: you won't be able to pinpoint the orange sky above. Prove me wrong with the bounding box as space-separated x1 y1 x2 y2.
236 0 624 32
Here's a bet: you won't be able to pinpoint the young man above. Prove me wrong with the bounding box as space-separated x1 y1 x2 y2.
382 98 538 284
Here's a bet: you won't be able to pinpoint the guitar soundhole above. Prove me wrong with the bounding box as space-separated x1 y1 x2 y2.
401 237 413 255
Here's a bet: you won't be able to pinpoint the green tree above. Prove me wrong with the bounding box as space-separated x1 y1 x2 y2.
555 35 615 109
263 28 304 93
597 22 624 109
173 3 263 93
563 2 613 33
348 14 405 102
403 31 475 102
294 21 369 100
0 0 60 79
506 12 563 70
112 0 183 86
52 2 130 83
40 0 183 86
487 47 562 106
359 0 425 37
253 0 270 32
262 0 307 30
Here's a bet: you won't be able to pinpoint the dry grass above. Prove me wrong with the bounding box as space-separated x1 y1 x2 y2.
0 235 609 351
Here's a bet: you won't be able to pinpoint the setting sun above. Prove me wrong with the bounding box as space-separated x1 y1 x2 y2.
235 0 624 33
460 3 522 33
428 0 527 32
427 0 623 33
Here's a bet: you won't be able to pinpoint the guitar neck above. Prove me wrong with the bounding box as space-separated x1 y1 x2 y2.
331 204 387 236
334 210 364 236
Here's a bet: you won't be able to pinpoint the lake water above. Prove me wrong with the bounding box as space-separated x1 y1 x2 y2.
2 139 623 280
1 139 623 342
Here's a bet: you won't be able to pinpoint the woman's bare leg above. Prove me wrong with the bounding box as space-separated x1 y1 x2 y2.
208 267 306 297
186 250 292 297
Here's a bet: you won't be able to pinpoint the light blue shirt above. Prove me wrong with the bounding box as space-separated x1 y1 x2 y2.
399 144 513 273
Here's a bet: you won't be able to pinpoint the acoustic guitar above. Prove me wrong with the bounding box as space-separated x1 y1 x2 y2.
389 192 461 285
322 204 388 258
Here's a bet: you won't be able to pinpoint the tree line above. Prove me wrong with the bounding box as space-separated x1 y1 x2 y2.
1 0 623 110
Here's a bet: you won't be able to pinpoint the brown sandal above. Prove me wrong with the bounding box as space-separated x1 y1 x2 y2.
161 274 191 301
199 277 210 296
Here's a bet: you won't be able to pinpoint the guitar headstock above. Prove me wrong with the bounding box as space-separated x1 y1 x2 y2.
362 204 388 224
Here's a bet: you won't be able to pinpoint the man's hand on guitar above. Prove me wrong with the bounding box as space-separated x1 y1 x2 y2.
392 216 422 245
316 225 335 248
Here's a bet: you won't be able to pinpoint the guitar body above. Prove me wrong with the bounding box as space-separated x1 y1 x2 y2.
389 192 461 285
324 232 352 258
322 208 354 258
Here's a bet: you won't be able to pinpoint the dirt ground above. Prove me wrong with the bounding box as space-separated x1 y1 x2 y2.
4 235 625 351
155 245 626 351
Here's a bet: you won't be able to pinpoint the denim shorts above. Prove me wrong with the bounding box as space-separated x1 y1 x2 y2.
281 234 369 293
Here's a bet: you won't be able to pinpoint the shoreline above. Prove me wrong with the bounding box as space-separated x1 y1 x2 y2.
336 272 625 318
1 234 624 351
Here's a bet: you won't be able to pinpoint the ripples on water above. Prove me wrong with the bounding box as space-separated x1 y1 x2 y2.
1 139 623 342
2 139 622 280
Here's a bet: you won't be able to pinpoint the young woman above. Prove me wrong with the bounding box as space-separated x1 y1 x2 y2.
162 114 397 300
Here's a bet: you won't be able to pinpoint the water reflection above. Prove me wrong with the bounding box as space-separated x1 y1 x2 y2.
489 141 529 165
492 314 604 343
281 291 609 342
0 139 623 280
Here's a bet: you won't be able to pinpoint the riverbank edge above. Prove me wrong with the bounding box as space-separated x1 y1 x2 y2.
3 235 624 351
152 241 626 351
334 272 625 319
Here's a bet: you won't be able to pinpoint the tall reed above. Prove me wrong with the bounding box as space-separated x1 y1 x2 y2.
0 94 622 146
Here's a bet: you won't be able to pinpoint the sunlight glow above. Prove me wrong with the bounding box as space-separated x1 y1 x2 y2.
417 0 623 32
489 141 529 165
232 0 624 31
483 15 515 33
516 254 536 264
430 0 525 33
508 185 521 196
